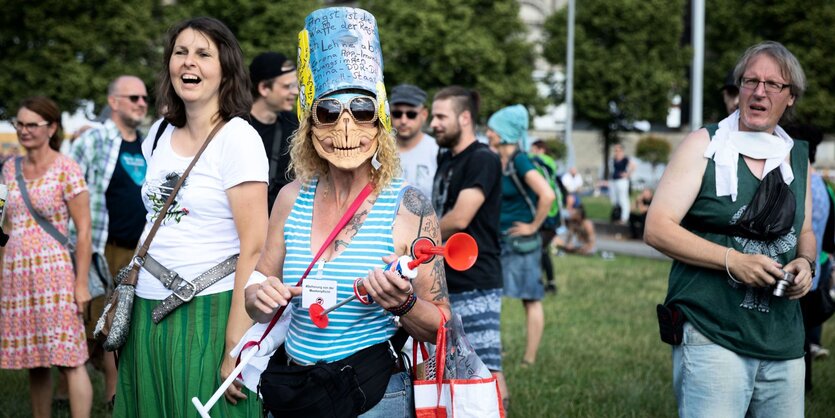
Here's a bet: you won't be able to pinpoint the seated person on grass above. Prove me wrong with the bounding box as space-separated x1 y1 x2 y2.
553 205 596 255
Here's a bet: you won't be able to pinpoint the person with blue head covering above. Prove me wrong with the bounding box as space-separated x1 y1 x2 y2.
486 104 555 368
245 7 450 418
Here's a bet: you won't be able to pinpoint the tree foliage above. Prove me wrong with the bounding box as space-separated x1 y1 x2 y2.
542 0 688 129
635 135 671 167
1 0 535 123
542 0 687 177
162 0 317 62
0 0 317 119
360 0 542 122
547 139 567 162
702 0 835 131
0 0 164 119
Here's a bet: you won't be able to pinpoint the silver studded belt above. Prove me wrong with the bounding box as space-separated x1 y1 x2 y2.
142 254 239 323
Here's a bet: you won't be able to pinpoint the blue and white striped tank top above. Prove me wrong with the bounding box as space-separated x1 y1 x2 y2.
283 177 407 364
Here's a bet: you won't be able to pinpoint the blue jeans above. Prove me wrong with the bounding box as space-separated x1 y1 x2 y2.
672 322 804 418
360 371 414 418
500 242 544 301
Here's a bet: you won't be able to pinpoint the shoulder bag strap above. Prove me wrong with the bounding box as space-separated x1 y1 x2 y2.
127 121 226 285
505 151 536 217
245 182 374 352
151 120 170 155
14 157 74 251
268 120 284 191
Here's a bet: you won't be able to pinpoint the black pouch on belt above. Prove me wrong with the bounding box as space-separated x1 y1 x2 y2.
656 303 685 345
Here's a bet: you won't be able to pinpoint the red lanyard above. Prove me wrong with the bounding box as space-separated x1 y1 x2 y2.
240 182 374 355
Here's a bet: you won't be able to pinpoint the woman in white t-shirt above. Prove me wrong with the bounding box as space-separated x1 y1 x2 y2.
112 17 267 417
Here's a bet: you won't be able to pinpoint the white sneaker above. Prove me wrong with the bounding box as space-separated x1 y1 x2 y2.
810 343 830 360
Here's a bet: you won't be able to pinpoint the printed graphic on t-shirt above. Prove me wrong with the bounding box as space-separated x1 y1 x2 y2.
432 165 453 217
146 171 189 224
119 153 147 186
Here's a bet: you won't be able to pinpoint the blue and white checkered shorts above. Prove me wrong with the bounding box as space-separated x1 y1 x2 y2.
449 288 503 371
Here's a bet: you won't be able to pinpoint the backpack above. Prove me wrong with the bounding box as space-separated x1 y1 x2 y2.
528 153 563 230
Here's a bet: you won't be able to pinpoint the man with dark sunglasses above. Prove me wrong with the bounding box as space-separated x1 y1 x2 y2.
69 74 149 406
391 84 438 199
248 51 300 211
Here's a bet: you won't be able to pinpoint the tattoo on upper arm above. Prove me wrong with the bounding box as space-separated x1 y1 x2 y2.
403 188 434 217
402 187 440 239
428 258 448 301
422 215 440 240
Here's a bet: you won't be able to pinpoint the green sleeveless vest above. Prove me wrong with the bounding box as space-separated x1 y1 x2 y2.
664 125 808 360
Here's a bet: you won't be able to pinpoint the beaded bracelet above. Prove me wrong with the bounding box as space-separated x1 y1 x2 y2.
387 293 418 317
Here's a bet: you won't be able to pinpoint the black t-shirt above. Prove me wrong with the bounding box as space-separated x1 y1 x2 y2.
249 111 299 212
106 137 147 247
612 156 630 180
432 141 503 292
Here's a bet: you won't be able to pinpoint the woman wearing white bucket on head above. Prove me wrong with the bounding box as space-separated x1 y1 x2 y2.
645 41 813 417
244 7 450 418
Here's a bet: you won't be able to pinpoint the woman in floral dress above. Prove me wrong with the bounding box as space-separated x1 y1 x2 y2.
0 96 93 417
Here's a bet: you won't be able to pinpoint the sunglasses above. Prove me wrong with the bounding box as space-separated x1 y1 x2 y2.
116 95 148 104
391 110 418 120
312 95 378 126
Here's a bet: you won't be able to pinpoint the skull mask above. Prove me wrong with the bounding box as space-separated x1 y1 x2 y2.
311 92 380 170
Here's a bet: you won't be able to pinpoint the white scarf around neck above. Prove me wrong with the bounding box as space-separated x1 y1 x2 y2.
703 110 794 202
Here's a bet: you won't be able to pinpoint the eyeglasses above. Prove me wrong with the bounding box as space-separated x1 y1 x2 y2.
312 95 378 126
740 78 791 94
115 95 149 103
391 110 418 120
11 119 49 131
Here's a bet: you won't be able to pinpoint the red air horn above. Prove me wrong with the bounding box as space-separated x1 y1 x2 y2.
409 232 478 271
308 233 478 328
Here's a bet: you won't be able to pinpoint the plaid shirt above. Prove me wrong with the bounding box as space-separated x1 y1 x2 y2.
69 119 139 254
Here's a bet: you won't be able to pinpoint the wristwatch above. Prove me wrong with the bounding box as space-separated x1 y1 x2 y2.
799 255 816 277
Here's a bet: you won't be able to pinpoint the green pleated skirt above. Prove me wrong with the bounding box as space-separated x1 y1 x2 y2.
114 292 261 417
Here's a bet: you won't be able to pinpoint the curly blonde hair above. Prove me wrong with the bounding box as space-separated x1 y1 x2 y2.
288 116 400 194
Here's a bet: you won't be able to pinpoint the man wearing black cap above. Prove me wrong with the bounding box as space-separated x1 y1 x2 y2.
391 84 438 198
249 51 299 211
721 69 740 115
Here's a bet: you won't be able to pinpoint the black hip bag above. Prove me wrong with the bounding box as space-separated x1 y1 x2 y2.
732 167 795 241
694 167 796 241
259 329 408 418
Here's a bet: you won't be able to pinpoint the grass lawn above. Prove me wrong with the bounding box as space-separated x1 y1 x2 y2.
501 254 835 417
578 194 614 221
1 254 834 417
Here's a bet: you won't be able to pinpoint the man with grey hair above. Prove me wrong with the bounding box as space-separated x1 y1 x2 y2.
70 74 149 404
391 84 438 198
646 41 812 417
